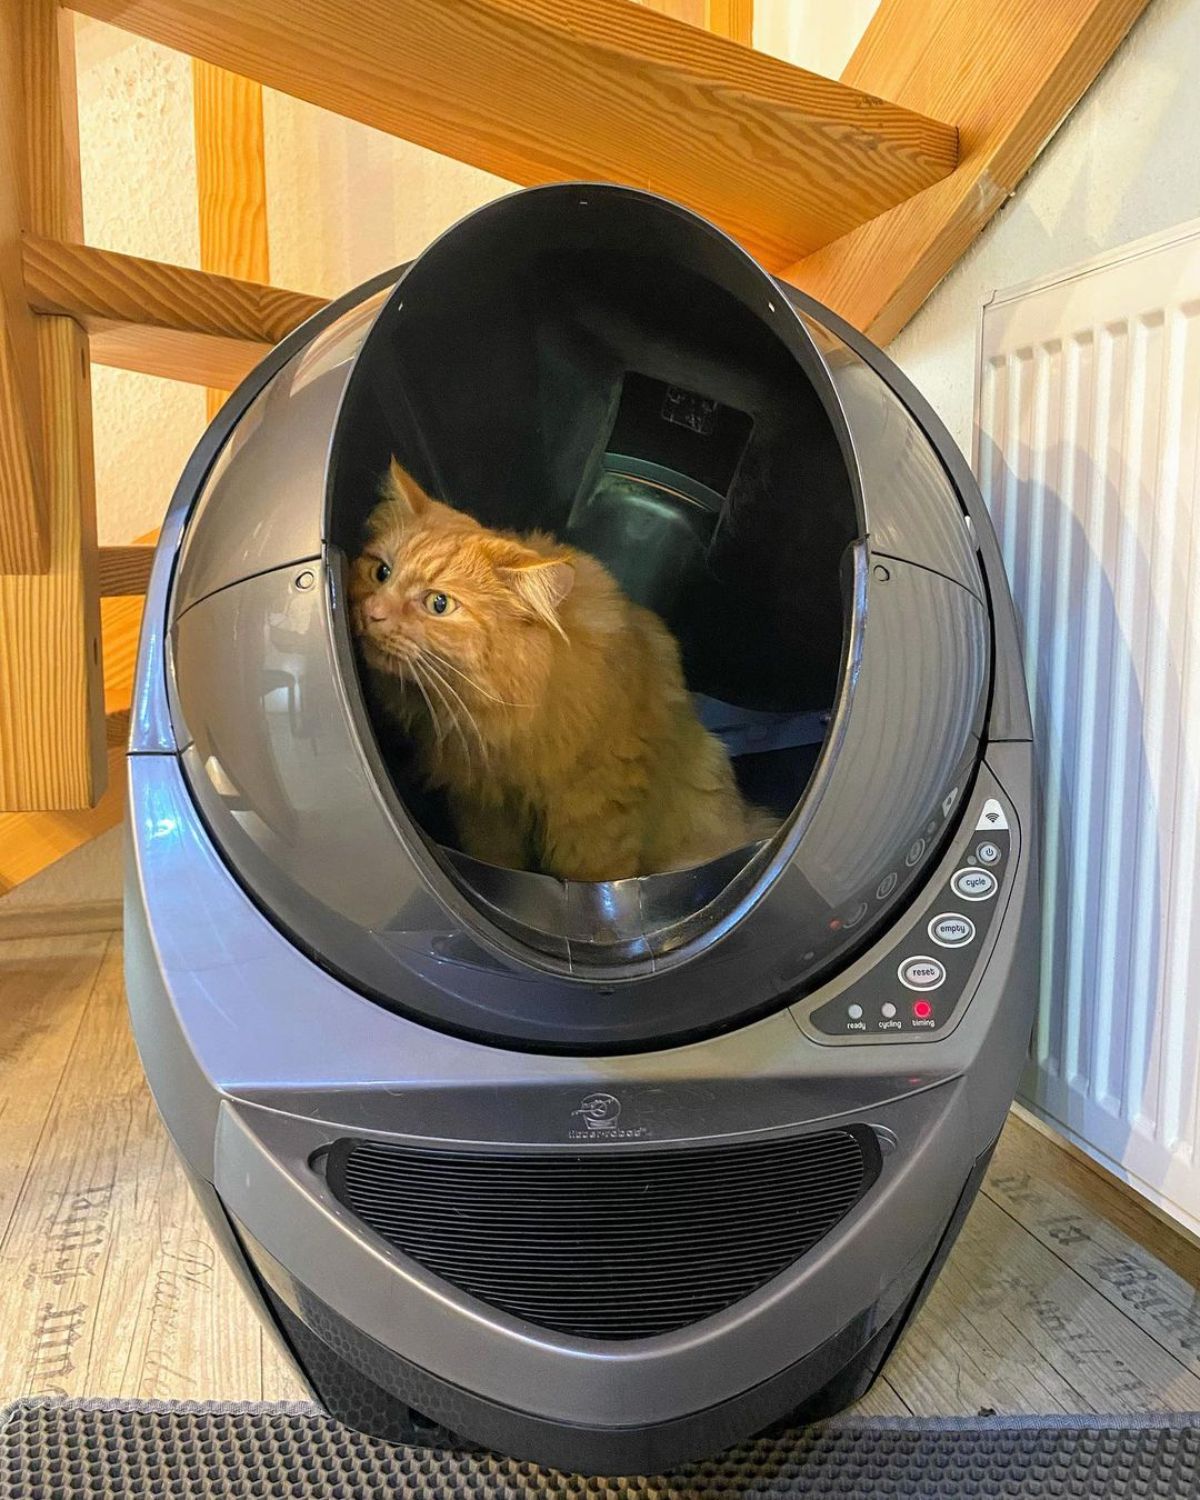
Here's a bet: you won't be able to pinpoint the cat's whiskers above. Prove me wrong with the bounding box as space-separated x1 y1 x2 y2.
412 656 471 767
424 648 534 710
422 660 488 766
416 657 485 777
405 658 446 745
419 654 490 769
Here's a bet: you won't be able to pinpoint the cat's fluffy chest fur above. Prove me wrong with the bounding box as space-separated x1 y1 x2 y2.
351 462 773 882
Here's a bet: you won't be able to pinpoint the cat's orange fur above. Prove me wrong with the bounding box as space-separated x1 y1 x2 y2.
349 460 774 881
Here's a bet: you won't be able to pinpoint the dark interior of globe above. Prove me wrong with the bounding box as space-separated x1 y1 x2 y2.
328 239 862 878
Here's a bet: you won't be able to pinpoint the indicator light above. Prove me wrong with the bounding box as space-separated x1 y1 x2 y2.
912 999 933 1020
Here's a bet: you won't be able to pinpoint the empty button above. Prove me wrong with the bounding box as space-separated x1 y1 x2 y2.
899 956 946 991
847 1004 863 1021
952 867 997 901
929 913 976 948
881 1002 897 1019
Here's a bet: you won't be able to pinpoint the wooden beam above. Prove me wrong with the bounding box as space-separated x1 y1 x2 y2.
23 234 323 348
68 0 959 271
0 2 47 573
0 309 45 573
98 555 152 724
22 235 326 385
0 0 105 812
97 544 154 597
88 320 272 389
192 62 269 417
784 0 1152 340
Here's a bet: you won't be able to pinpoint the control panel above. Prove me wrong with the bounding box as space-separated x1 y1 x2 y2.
803 796 1013 1043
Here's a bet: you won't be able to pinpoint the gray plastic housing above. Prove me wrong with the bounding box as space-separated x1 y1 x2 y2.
124 184 1039 1469
124 738 1038 1443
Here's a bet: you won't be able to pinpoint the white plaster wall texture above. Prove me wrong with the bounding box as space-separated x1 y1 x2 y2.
752 0 880 78
74 18 208 546
262 93 513 298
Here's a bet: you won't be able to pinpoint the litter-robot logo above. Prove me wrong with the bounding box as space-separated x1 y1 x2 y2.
574 1093 621 1131
569 1092 649 1140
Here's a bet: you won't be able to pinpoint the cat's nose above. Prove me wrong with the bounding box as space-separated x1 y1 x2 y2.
366 597 392 623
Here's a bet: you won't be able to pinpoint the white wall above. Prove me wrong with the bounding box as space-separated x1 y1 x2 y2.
753 0 879 78
263 94 511 299
75 22 207 546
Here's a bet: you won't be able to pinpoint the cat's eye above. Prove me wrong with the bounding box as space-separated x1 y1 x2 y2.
424 591 457 616
372 559 391 584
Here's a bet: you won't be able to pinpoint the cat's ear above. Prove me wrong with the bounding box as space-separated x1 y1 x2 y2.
383 457 433 520
498 556 575 637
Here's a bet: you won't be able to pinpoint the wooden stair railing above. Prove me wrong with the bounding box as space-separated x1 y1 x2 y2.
640 1 752 45
1 0 105 819
193 58 269 415
0 0 1153 896
66 0 961 272
22 235 326 387
787 0 1154 342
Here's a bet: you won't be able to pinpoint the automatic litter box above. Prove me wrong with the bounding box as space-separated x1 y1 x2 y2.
125 184 1039 1474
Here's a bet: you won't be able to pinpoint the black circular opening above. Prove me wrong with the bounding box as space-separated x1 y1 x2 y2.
328 187 861 971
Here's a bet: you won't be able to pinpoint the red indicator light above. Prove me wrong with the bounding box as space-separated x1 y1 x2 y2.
912 999 933 1020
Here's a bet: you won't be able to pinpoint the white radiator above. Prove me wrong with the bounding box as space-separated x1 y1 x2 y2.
976 219 1200 1236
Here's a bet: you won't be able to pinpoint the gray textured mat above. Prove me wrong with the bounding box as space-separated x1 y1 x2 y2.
2 1399 1199 1498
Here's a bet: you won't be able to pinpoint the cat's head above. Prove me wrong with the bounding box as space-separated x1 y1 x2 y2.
349 459 575 695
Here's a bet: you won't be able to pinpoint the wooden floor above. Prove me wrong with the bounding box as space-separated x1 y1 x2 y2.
1 926 1198 1417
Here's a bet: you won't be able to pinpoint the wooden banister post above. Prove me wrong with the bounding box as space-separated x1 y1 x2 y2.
704 1 752 46
192 61 269 418
0 0 48 572
0 0 105 811
639 0 753 46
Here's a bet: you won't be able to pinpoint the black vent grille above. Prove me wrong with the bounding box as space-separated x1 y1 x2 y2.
326 1129 879 1341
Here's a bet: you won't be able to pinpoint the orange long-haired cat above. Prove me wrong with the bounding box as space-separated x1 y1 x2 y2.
350 460 775 882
